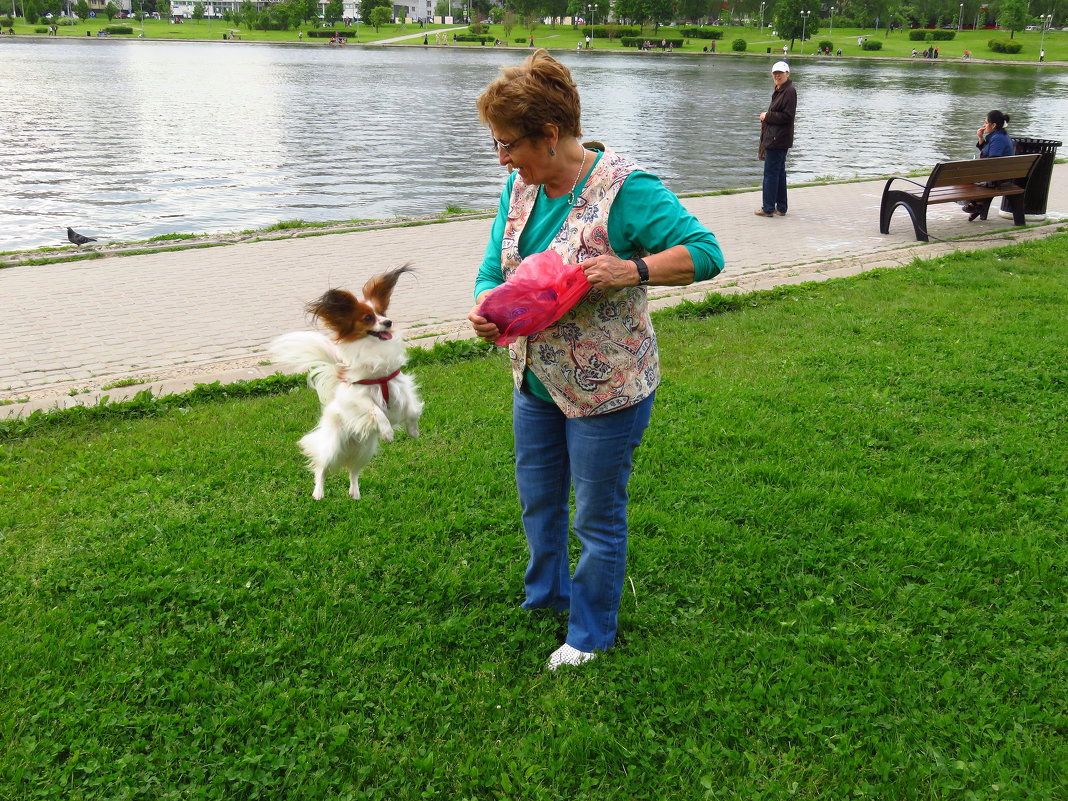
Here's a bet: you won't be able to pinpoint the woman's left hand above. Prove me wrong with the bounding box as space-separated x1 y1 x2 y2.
580 254 639 289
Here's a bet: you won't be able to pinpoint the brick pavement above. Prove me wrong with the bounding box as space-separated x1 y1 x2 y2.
2 166 1065 417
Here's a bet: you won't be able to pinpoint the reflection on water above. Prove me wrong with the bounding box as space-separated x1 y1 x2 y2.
1 39 1066 250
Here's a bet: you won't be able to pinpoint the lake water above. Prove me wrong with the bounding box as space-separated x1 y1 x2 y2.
2 38 1067 250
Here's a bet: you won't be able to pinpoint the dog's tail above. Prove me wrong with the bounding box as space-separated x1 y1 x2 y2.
269 331 344 404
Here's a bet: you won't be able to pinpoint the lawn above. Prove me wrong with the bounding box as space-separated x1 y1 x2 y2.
1 237 1066 799
8 17 1068 62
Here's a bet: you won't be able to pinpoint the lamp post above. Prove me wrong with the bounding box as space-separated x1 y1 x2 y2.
759 1 765 31
957 3 963 32
1039 13 1053 60
829 5 834 36
800 9 809 54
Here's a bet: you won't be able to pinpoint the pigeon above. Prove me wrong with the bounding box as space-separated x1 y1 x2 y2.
67 227 97 245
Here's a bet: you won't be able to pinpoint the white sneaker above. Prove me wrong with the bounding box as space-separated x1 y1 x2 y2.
547 643 597 670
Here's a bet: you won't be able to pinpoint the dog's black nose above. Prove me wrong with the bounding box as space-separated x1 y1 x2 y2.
382 319 392 329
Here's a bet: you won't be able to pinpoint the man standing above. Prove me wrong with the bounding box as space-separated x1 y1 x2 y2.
756 61 797 217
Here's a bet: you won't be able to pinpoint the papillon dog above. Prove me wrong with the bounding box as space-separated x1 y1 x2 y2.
269 265 423 500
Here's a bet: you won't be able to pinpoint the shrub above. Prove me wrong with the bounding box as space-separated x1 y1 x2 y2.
620 36 683 47
454 33 492 42
57 17 76 25
818 39 833 51
680 26 724 39
861 39 882 50
910 28 955 40
581 25 639 38
732 37 746 51
0 15 12 25
106 24 133 32
908 29 927 40
35 26 49 32
307 29 355 36
467 22 486 34
988 38 1023 53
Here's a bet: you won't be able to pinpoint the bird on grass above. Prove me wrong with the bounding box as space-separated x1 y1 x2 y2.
67 227 97 245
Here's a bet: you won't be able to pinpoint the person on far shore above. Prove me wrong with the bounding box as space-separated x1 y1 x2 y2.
756 61 796 218
962 110 1015 221
468 49 724 671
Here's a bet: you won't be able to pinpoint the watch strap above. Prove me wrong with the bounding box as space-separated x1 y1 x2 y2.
633 257 650 285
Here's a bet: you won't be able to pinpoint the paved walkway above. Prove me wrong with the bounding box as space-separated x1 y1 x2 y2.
2 166 1066 417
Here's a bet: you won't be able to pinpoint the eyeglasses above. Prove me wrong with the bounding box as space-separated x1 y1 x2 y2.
491 133 530 153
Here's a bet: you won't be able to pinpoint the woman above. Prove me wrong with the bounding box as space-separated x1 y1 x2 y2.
963 110 1014 221
756 61 796 218
467 50 724 670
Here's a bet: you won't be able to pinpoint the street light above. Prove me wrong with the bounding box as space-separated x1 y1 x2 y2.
800 9 809 54
1039 13 1053 60
957 3 963 32
829 6 834 36
759 1 765 31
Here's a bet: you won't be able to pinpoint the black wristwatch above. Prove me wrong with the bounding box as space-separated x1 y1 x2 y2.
632 257 650 286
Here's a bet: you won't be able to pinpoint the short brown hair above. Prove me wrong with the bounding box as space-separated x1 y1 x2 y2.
476 49 583 141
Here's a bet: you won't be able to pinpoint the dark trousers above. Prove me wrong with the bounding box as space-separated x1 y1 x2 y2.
762 148 788 214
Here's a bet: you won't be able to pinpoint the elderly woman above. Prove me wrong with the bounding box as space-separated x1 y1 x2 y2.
467 50 724 670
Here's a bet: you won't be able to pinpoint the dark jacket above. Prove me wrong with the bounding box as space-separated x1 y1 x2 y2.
760 79 797 151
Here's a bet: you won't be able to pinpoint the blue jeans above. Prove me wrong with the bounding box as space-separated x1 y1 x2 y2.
762 147 788 214
513 388 655 653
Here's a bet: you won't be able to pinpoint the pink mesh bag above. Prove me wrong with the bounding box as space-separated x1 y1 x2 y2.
478 250 592 346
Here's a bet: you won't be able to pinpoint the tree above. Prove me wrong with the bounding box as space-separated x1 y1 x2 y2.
239 0 258 30
613 0 648 26
489 5 503 23
104 1 118 19
325 0 343 23
997 0 1028 38
646 0 674 31
192 1 204 21
368 4 390 29
23 0 40 23
502 10 516 37
73 0 90 19
773 0 820 47
157 0 171 18
361 0 389 22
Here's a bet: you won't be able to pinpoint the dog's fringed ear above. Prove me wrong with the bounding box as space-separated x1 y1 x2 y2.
362 264 414 314
306 289 362 337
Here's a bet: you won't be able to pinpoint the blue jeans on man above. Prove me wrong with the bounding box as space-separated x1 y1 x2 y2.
512 388 654 653
762 147 788 215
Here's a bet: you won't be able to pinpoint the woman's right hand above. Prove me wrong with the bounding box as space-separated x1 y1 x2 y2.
468 305 500 343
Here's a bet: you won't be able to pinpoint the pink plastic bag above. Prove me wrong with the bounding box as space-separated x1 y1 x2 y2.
478 250 592 346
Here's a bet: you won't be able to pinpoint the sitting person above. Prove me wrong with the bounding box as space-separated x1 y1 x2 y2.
963 110 1015 221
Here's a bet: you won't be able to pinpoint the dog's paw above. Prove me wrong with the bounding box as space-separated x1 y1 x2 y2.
312 488 324 501
407 422 420 439
379 426 394 443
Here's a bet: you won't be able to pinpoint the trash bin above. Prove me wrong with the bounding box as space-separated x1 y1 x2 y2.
1000 136 1061 221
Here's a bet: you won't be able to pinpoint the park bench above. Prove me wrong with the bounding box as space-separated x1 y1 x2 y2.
879 154 1040 242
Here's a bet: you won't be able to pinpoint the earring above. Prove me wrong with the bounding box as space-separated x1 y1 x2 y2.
549 147 556 156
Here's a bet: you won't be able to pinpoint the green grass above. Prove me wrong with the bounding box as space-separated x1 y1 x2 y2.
1 238 1066 799
9 18 1068 61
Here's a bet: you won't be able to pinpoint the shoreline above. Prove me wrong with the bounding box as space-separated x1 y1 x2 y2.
3 33 1065 68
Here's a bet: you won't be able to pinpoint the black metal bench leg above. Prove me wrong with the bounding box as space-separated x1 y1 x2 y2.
1009 196 1026 226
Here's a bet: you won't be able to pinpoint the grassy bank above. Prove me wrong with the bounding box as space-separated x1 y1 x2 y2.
1 237 1066 799
6 18 1067 62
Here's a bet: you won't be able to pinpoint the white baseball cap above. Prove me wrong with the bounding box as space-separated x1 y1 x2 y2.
772 61 791 72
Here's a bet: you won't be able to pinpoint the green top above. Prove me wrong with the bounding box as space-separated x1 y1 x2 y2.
474 150 725 402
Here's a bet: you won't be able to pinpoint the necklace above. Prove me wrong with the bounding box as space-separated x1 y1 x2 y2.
567 149 588 206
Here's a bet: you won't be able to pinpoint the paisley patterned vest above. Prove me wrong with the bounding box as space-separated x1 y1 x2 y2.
502 148 660 418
